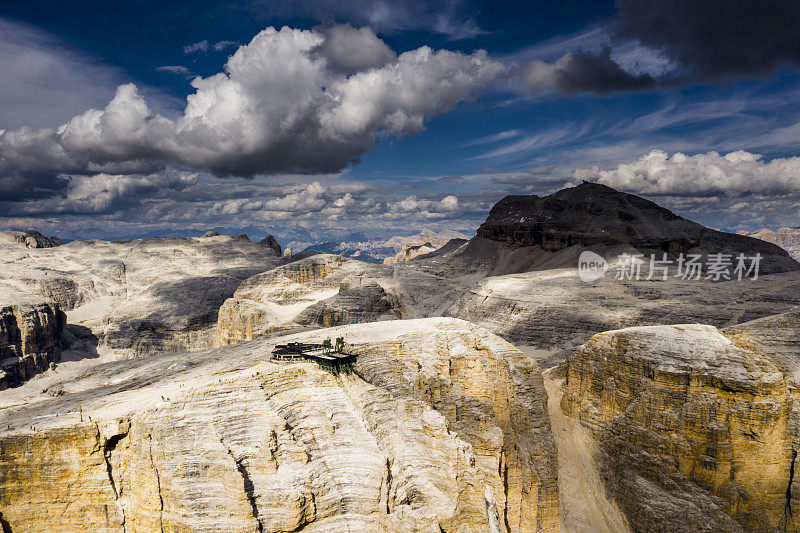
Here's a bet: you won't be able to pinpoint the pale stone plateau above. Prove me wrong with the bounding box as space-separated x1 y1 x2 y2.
0 231 283 358
0 318 559 532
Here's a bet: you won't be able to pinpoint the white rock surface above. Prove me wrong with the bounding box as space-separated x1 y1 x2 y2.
0 232 283 358
0 318 559 532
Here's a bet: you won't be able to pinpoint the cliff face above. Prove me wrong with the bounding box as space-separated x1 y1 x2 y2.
0 318 559 532
0 302 66 390
477 183 799 274
561 315 800 532
352 320 559 531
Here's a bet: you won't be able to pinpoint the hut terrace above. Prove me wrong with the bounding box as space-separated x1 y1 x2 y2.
271 341 357 373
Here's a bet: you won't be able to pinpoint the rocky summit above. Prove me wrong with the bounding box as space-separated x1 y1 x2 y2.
477 182 799 274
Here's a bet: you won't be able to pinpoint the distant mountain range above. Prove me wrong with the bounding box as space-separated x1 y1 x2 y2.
287 228 470 263
738 227 800 261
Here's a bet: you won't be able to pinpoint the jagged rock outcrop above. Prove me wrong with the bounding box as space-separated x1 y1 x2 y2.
216 254 403 345
0 318 559 532
12 230 63 249
383 242 438 264
0 302 66 390
201 230 220 237
477 182 799 274
259 235 282 256
295 281 402 327
561 312 800 532
0 232 284 358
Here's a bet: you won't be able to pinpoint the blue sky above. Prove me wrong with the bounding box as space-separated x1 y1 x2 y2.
1 0 799 241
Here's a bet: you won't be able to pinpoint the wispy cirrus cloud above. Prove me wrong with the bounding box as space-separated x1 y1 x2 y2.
461 129 522 147
242 0 484 40
183 39 239 54
155 65 191 75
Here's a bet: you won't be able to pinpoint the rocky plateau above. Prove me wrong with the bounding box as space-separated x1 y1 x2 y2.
2 182 800 532
0 318 559 532
0 231 284 360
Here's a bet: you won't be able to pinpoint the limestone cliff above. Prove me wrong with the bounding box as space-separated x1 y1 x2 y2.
0 318 559 532
561 314 800 532
0 302 66 390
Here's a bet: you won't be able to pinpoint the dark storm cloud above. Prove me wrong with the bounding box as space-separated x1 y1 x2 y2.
519 0 800 95
0 172 69 202
612 0 800 80
519 46 654 95
555 46 654 94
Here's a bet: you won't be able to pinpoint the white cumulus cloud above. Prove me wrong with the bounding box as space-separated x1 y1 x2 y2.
573 149 800 196
9 170 198 215
0 25 503 189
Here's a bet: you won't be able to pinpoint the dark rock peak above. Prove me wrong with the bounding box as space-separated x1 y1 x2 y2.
483 182 681 227
259 235 282 256
202 231 221 237
477 182 799 273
